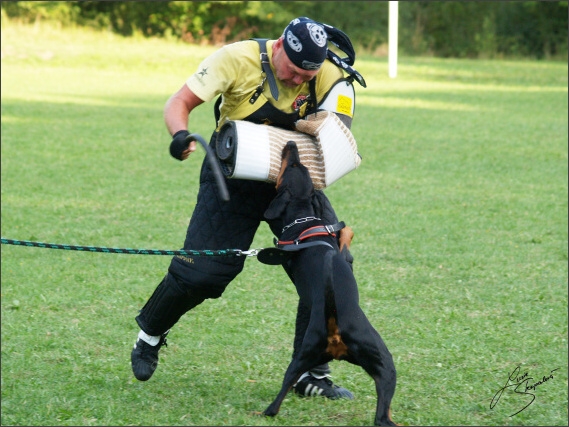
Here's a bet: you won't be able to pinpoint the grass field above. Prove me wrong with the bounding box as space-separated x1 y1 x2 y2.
1 22 567 426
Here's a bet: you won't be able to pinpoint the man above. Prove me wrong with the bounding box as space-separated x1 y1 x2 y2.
131 17 364 399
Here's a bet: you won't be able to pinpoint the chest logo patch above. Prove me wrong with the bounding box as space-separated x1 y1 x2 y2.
292 94 308 111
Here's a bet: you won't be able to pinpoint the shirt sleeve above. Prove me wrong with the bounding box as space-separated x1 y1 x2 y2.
186 45 237 103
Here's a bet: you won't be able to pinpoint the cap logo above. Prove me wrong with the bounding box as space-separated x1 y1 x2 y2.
307 23 327 47
301 60 321 70
286 30 302 53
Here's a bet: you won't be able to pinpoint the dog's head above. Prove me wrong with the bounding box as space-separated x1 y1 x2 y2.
264 141 316 223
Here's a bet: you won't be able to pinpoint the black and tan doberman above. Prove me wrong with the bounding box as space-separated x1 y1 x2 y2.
261 141 397 426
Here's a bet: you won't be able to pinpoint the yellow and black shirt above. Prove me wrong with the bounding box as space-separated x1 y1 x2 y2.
186 39 345 130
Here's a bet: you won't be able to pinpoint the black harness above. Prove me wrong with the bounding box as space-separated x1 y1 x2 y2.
257 220 345 265
277 221 345 246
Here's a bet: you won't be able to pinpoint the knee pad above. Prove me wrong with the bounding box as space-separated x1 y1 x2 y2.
136 273 206 335
168 255 245 299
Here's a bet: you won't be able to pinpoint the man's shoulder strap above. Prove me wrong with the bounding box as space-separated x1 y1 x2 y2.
319 23 366 88
251 38 279 101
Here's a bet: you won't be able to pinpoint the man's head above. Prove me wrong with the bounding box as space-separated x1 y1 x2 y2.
272 17 328 87
282 17 328 71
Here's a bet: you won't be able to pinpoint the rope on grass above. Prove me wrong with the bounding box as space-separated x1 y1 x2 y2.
1 237 259 257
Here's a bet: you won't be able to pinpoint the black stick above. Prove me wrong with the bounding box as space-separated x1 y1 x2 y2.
187 133 230 201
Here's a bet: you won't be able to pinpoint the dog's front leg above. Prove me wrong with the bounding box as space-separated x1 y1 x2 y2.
263 332 330 417
262 362 304 417
263 353 331 417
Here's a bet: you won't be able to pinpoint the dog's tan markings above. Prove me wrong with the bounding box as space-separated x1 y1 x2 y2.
326 317 348 359
275 147 291 189
339 226 354 252
388 408 400 426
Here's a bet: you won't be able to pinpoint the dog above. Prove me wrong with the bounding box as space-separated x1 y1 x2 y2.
261 141 397 426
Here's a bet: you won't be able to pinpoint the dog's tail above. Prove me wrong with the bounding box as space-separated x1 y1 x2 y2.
323 251 337 321
323 250 351 360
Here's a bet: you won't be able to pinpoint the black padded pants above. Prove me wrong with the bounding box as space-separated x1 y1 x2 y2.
136 137 342 374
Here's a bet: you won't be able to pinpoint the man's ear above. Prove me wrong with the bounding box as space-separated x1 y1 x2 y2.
264 190 291 220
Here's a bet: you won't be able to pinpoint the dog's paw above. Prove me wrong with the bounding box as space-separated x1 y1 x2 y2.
261 406 279 417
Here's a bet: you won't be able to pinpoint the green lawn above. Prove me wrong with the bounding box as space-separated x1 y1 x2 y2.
1 22 567 426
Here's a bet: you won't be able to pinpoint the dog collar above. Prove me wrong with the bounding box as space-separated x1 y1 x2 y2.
281 216 321 233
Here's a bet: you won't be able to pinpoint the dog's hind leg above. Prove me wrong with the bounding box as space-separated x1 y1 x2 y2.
371 372 397 426
344 330 397 426
344 344 396 426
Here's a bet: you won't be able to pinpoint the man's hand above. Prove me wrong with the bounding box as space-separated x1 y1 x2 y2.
169 130 196 161
294 111 334 136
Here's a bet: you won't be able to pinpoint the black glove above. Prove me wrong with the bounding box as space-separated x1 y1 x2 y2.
169 130 190 160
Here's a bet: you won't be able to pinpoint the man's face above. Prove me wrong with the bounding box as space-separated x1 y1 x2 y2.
273 38 320 88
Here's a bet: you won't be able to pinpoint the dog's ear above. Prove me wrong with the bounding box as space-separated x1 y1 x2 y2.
264 189 291 220
311 191 326 217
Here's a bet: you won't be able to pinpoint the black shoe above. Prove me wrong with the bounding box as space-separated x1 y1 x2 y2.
131 332 168 381
293 374 354 400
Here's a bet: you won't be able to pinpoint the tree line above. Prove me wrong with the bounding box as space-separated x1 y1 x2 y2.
2 1 567 59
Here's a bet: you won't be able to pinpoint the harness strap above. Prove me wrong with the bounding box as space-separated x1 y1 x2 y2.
277 221 345 246
254 38 279 101
326 50 366 88
308 77 318 116
256 241 333 265
279 240 334 251
257 221 344 265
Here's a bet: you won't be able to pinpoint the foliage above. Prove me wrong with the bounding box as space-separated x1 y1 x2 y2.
411 1 569 58
1 23 567 426
1 1 567 58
